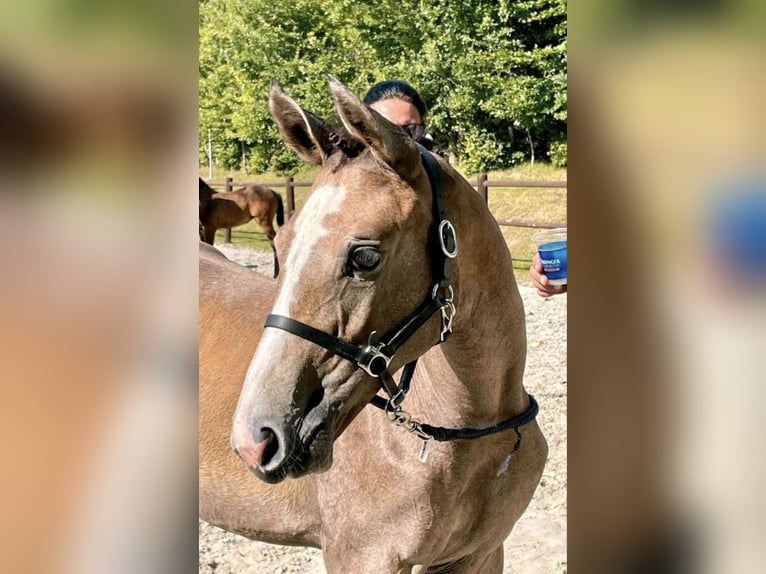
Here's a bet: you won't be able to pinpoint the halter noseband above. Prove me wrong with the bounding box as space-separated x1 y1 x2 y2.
264 145 538 452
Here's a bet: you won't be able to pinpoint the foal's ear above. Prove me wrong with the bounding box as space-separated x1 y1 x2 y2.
327 76 421 181
269 80 334 165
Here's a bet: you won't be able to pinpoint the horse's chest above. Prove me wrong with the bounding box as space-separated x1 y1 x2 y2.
318 444 437 524
318 435 486 550
314 433 444 547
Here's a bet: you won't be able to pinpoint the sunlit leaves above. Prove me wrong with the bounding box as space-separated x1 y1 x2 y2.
199 0 567 172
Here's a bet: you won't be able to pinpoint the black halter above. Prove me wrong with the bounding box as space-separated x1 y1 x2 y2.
264 145 538 446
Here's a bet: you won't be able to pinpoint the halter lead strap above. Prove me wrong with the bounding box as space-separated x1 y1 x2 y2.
416 394 539 441
368 359 539 442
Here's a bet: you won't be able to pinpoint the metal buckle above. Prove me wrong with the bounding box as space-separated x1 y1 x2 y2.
438 220 458 259
387 388 407 410
358 331 392 378
358 345 392 378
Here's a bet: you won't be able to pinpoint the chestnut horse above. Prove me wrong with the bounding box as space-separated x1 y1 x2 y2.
199 78 547 573
199 178 284 276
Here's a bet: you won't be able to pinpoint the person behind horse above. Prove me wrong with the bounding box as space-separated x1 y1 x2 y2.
366 80 564 299
363 80 435 150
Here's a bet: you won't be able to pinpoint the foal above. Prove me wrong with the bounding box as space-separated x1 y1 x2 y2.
201 78 547 573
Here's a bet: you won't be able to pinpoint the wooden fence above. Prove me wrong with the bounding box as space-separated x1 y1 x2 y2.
207 174 567 243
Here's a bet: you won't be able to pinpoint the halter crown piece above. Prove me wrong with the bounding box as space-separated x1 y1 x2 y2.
264 145 538 461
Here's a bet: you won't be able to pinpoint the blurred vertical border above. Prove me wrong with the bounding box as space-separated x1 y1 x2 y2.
569 1 766 572
0 1 198 572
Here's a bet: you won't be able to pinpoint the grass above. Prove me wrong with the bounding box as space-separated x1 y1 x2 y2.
201 161 567 286
482 167 567 272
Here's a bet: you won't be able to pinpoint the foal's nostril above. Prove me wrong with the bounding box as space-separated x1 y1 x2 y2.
255 427 279 467
233 426 280 469
254 428 272 443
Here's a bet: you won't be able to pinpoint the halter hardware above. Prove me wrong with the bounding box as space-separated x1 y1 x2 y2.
433 284 456 343
438 220 458 259
263 145 538 450
358 331 393 378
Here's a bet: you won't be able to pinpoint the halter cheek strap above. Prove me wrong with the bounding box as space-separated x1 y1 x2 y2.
263 145 538 446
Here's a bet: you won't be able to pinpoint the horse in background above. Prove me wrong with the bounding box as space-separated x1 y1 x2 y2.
199 178 284 277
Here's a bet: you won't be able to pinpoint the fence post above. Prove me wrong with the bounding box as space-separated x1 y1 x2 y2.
223 176 233 243
285 176 295 218
477 172 488 203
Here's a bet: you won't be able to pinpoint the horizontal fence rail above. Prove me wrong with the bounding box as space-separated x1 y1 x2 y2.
205 175 567 258
475 175 567 230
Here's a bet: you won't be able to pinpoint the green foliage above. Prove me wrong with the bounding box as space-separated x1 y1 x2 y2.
548 138 568 167
457 130 510 174
199 0 567 172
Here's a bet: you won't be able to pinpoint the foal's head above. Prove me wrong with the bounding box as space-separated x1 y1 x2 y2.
231 78 447 483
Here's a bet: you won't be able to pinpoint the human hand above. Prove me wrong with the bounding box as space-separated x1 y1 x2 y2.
530 253 567 298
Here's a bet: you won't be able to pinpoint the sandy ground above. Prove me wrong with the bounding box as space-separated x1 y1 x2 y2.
200 244 567 573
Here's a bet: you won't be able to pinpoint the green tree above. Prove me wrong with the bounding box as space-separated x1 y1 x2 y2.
408 0 566 171
199 0 567 173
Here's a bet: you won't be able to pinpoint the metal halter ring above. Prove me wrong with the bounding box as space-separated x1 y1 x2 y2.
358 345 393 378
438 220 458 259
391 410 411 426
431 283 454 302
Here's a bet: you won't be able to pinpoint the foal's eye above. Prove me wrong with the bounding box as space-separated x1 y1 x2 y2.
349 246 381 272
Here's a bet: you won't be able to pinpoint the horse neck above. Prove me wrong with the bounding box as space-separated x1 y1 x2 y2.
416 168 528 423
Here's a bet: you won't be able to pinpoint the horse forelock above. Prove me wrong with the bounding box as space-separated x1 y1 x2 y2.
324 127 365 165
324 132 420 193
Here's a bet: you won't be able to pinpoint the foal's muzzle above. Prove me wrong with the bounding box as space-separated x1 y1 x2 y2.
231 396 335 483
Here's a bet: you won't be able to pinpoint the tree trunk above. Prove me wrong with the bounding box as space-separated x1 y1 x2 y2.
527 128 535 166
447 131 458 166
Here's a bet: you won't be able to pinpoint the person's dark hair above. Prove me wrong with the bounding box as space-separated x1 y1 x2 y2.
363 80 427 122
